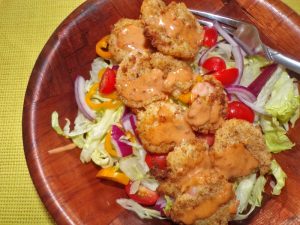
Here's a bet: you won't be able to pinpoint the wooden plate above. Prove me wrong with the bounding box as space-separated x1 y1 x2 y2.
22 0 300 224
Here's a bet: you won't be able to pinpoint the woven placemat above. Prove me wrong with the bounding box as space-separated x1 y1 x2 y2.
0 0 298 225
0 1 84 224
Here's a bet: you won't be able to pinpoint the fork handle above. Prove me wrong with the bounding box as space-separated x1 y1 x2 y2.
268 48 300 75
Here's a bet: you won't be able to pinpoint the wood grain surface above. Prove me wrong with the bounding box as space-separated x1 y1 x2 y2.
22 0 300 224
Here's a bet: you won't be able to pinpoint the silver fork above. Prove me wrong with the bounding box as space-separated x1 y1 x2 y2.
190 9 300 75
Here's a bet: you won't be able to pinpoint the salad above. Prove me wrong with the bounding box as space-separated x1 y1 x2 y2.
50 0 300 224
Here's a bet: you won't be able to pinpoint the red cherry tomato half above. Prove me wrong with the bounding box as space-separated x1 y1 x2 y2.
227 101 255 123
202 56 226 73
199 134 215 146
203 27 218 47
125 182 159 206
213 68 238 86
99 68 116 94
145 153 167 170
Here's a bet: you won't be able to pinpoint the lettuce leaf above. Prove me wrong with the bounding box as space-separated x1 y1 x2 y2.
260 116 294 153
116 199 164 219
234 174 256 220
265 71 300 123
80 106 124 163
51 111 64 136
264 132 295 153
270 160 287 195
119 155 149 181
240 55 269 87
248 176 266 207
234 174 267 220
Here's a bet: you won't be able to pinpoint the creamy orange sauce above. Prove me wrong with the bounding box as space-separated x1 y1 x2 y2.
212 143 259 179
185 100 223 126
163 68 193 92
145 105 195 146
179 182 234 225
158 11 202 48
117 24 149 51
119 68 165 102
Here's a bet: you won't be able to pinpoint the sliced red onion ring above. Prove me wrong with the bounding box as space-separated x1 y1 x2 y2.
232 45 244 84
121 111 141 143
154 196 167 216
213 21 244 85
112 65 119 71
111 125 133 157
74 76 96 121
248 63 278 97
226 85 256 103
198 40 226 66
198 44 218 66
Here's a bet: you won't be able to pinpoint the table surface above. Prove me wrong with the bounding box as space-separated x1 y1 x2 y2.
0 0 299 224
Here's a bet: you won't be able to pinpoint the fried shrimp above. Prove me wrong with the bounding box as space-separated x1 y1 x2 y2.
185 76 228 134
136 101 195 154
158 140 237 225
141 0 204 59
213 119 272 175
108 19 151 63
116 51 194 108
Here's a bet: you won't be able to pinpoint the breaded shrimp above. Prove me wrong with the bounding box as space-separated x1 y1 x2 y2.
108 19 151 63
116 52 194 108
158 140 236 225
212 119 272 175
141 0 204 59
136 101 195 154
185 76 228 134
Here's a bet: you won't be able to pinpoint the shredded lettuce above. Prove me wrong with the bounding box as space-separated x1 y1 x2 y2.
264 132 295 153
248 176 266 207
234 174 267 220
116 199 164 219
290 82 300 127
51 111 65 136
141 177 159 191
85 57 110 91
265 72 300 123
240 55 269 87
234 173 256 220
164 195 173 214
91 143 115 168
260 116 294 153
80 106 124 163
270 160 287 195
119 155 149 181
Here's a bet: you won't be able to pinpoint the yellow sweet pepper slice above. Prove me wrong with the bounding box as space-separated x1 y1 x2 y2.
178 92 192 105
104 131 118 157
85 83 121 110
96 35 112 60
96 167 129 185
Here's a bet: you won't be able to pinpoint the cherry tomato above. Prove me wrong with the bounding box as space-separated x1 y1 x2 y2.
125 182 159 206
213 68 238 86
99 68 116 94
199 134 215 146
227 101 255 123
202 56 226 72
203 27 218 47
145 153 167 170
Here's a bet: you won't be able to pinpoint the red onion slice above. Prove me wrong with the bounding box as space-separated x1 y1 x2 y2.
111 125 133 157
121 111 141 143
154 196 167 216
213 21 244 85
226 85 256 103
74 76 96 121
248 63 278 97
